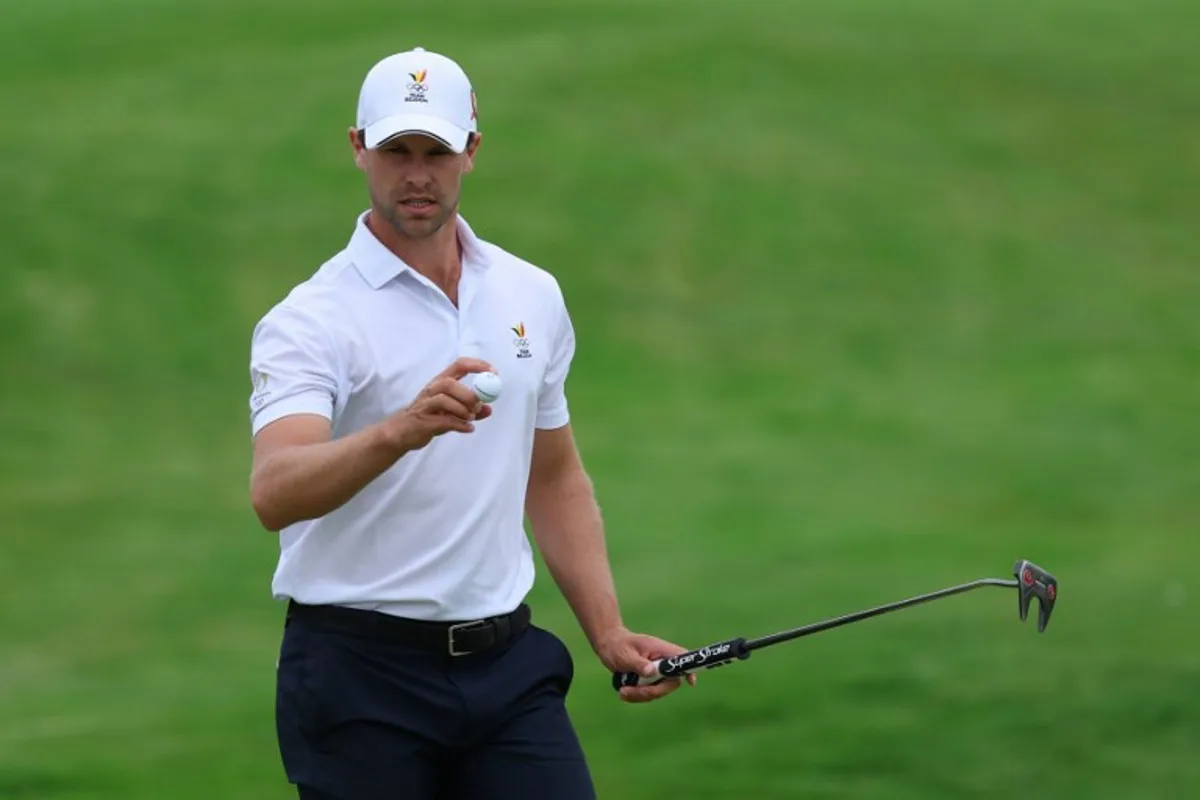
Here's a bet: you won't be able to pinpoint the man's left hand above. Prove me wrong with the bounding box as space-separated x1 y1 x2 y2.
595 628 697 704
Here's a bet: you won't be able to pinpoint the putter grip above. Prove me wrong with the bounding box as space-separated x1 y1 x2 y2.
611 637 750 690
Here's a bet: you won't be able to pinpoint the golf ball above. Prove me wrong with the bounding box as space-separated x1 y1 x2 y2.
471 371 503 403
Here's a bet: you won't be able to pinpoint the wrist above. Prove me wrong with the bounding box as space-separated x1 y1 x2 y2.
375 415 413 457
589 621 629 655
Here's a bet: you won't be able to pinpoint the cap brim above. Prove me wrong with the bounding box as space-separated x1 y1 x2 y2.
363 113 471 153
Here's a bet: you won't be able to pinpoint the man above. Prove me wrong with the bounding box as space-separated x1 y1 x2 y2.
246 46 694 799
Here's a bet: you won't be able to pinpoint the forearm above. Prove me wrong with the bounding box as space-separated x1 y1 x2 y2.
251 421 405 531
527 467 625 651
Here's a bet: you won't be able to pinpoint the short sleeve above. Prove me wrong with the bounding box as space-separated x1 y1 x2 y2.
248 303 340 436
536 287 575 430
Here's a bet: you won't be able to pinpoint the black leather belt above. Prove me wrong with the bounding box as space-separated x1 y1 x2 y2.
287 600 532 657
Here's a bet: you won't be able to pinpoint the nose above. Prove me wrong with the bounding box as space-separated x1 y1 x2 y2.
406 157 437 186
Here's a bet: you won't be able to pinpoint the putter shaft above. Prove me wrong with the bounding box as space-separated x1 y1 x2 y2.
747 577 1017 650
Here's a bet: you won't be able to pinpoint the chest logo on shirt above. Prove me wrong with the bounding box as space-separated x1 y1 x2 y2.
511 322 533 359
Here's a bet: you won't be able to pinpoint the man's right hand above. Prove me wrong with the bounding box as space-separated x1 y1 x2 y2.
250 357 497 531
385 357 496 452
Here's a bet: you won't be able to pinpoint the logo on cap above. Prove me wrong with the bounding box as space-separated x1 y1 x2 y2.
406 69 428 103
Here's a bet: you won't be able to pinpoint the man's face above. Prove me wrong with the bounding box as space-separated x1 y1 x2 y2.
352 131 479 240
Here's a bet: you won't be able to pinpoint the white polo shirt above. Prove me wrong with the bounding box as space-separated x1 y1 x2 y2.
248 211 574 621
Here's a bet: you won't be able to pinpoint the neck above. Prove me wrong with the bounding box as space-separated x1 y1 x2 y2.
366 208 462 300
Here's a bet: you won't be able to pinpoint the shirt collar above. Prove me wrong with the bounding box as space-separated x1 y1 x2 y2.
348 210 491 290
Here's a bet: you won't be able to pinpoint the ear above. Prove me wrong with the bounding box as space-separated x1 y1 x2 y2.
348 127 367 170
463 131 482 174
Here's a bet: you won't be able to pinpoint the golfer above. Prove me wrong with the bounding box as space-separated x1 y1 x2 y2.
246 46 693 799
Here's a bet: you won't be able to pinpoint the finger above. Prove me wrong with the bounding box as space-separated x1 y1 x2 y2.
619 679 682 703
474 404 493 421
427 413 475 435
624 681 681 700
643 638 692 658
436 377 486 412
437 357 496 381
641 662 696 688
423 394 476 422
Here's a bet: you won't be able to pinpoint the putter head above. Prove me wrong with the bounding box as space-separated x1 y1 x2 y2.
1014 559 1057 632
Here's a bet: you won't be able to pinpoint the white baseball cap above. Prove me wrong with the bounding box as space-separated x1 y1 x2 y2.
355 47 478 153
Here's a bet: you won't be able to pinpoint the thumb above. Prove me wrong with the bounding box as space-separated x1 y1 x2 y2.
440 357 495 381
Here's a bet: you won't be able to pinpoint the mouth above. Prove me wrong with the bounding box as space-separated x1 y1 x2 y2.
400 198 437 215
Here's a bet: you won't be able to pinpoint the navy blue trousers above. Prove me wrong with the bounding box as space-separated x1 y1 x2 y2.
275 604 596 800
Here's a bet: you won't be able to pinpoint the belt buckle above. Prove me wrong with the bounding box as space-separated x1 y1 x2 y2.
447 619 490 656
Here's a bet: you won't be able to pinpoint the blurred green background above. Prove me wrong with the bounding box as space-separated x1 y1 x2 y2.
2 0 1198 797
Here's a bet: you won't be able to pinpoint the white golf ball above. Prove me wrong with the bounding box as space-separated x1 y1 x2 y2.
471 371 503 403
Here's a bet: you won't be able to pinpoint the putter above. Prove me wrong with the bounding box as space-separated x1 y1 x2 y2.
613 558 1057 690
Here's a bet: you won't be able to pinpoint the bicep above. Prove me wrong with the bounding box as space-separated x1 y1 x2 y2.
252 414 332 473
528 424 583 494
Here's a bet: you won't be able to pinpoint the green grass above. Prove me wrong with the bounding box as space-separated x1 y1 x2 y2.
2 0 1198 797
